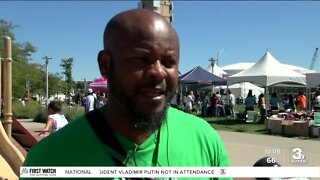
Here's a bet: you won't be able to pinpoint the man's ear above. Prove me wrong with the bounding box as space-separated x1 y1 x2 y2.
97 50 111 78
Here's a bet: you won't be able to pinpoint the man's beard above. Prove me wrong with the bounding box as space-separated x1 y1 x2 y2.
107 66 174 132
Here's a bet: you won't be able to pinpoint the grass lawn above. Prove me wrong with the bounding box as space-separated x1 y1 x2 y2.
204 116 268 134
201 116 320 141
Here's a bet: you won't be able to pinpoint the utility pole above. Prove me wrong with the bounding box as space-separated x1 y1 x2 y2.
208 57 217 94
208 48 225 74
84 78 87 92
42 55 52 107
208 57 217 74
25 74 29 93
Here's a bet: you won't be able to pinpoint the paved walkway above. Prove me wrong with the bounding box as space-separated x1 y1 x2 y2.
217 130 320 167
18 119 320 167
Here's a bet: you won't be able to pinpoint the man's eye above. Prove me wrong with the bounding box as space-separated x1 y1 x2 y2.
162 59 176 68
130 58 149 67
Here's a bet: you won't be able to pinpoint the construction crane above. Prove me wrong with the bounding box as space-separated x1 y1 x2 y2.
309 48 319 70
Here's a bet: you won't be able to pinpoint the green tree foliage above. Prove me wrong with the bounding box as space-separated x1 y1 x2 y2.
60 57 74 103
74 80 86 94
0 20 36 64
1 19 63 99
49 72 63 99
0 19 17 41
12 62 44 98
12 42 36 63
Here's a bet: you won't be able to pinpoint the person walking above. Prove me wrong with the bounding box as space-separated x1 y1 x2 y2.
296 91 306 112
314 91 320 112
244 90 255 114
84 88 96 112
201 91 211 117
184 91 194 113
258 93 266 123
269 92 279 111
226 89 236 118
288 93 296 112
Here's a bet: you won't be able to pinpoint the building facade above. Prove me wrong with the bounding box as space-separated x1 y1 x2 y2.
138 0 173 22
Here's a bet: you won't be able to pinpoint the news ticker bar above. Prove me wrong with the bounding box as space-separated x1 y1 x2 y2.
20 167 320 178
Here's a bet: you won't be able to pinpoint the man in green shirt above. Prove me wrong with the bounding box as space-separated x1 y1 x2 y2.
23 8 230 179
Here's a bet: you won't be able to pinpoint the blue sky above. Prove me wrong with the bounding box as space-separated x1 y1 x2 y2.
1 1 319 81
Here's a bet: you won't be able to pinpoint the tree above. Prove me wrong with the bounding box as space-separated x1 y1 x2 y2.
49 72 63 100
0 19 17 41
1 19 62 100
12 62 44 98
1 19 37 98
12 42 36 63
74 80 86 94
0 19 36 64
60 57 74 104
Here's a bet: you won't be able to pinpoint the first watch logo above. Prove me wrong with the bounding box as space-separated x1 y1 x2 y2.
20 168 57 177
20 168 29 175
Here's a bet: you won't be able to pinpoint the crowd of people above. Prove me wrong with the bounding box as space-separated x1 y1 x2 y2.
173 89 236 118
246 90 320 123
251 91 308 114
173 88 320 122
74 89 107 112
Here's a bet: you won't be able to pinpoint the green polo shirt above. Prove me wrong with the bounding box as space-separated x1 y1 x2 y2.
22 107 230 179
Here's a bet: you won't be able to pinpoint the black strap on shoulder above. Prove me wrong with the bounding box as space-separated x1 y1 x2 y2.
85 109 158 180
85 109 127 165
86 109 161 165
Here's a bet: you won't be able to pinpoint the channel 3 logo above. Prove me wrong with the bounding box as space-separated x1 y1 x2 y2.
290 147 308 164
220 168 226 175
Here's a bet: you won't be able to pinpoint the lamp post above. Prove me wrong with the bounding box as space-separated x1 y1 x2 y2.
25 74 29 93
42 55 52 106
84 78 87 92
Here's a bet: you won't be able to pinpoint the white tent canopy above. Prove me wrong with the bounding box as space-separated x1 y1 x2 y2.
227 51 306 87
306 73 320 88
220 62 254 75
221 62 315 76
215 82 265 98
306 73 320 110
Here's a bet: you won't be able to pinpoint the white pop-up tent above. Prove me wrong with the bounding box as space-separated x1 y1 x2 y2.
306 73 320 88
214 82 265 98
227 51 306 88
306 73 320 110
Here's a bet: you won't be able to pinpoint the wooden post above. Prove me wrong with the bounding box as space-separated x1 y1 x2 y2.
2 36 13 140
0 44 1 119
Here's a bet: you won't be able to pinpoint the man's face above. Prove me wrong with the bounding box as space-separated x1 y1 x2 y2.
106 19 179 131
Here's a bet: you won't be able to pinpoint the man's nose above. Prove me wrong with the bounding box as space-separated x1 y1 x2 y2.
145 60 167 81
